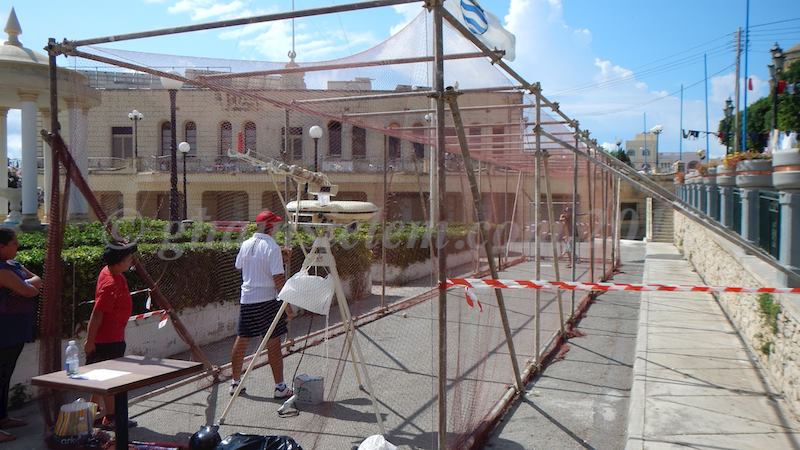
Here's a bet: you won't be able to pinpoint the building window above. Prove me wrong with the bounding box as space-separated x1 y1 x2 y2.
328 121 342 157
243 121 256 152
492 126 504 149
281 127 303 161
219 121 232 155
111 126 133 159
184 121 197 156
352 126 366 159
160 122 171 156
469 126 482 147
642 149 650 156
627 149 636 158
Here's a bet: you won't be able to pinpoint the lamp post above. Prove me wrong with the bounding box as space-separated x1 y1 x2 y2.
309 125 323 171
178 141 190 220
160 72 183 233
769 42 785 131
127 109 143 161
724 97 734 154
650 125 663 172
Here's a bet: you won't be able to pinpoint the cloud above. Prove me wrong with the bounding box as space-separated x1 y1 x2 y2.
503 0 742 158
167 0 245 21
390 4 424 36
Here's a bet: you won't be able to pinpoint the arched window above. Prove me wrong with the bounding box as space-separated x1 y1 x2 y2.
411 122 425 159
160 122 171 156
184 121 197 156
243 121 256 151
327 121 342 157
352 126 366 159
219 121 232 155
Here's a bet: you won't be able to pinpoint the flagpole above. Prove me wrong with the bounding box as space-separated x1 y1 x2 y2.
704 53 710 155
679 84 684 162
643 112 647 168
741 0 750 151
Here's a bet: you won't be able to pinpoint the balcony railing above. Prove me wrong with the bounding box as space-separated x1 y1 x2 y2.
31 154 431 176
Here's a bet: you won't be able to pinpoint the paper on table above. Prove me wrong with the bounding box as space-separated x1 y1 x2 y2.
78 369 130 381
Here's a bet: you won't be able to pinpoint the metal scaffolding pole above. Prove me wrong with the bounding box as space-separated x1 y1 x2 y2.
533 84 542 365
432 2 448 447
602 165 608 278
445 87 524 392
571 128 579 314
541 153 566 334
586 149 594 282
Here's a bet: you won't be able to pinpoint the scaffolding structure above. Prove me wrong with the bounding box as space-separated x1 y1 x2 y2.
32 1 799 448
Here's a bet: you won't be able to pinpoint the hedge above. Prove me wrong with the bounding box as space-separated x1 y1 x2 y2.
15 219 482 337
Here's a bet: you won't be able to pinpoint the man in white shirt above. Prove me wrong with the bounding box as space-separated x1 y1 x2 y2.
229 210 294 398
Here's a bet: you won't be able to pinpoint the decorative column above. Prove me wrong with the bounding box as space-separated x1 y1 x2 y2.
39 108 51 221
717 166 735 229
719 186 733 227
705 168 718 220
66 99 89 221
779 191 800 273
773 151 800 274
18 90 41 230
0 107 8 218
740 188 760 243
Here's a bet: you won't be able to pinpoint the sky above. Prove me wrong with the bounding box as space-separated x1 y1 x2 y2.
2 0 799 159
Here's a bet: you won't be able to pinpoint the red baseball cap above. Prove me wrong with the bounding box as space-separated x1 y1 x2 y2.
255 209 283 224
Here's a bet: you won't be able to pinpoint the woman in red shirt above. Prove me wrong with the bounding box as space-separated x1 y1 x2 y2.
84 242 137 430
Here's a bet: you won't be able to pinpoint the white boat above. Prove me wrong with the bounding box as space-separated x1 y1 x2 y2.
285 200 378 224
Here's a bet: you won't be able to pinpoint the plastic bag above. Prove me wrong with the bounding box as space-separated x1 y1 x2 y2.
278 267 334 315
216 433 304 450
54 399 97 438
357 435 397 450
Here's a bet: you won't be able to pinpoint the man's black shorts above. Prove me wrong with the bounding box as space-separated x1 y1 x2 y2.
237 300 288 338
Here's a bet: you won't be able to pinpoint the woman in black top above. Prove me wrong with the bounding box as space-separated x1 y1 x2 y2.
0 228 41 443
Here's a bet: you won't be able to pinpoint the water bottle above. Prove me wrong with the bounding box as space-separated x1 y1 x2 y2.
65 340 80 377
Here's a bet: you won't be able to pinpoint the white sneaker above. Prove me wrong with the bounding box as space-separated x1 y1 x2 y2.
274 383 293 399
229 380 246 396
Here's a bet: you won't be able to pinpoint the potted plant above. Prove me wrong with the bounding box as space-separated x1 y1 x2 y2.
674 171 685 185
735 151 773 189
772 132 800 190
717 153 740 186
700 164 717 186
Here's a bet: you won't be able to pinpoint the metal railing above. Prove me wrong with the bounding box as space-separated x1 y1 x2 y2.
758 190 780 259
732 188 742 235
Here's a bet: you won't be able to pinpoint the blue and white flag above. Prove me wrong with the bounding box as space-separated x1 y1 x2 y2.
445 0 516 61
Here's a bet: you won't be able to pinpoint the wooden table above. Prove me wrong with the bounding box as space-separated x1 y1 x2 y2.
32 355 203 450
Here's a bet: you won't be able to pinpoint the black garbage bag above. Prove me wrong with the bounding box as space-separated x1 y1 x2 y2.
216 433 304 450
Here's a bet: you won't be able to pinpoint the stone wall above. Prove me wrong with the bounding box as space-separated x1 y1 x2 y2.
674 211 800 414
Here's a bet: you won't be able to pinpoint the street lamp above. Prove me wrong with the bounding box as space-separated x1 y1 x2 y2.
724 97 734 154
308 125 323 171
127 109 143 161
650 125 663 172
178 141 190 220
769 42 785 131
160 72 184 233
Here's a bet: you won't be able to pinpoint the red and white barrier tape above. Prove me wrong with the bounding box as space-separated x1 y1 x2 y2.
446 278 800 295
129 309 169 329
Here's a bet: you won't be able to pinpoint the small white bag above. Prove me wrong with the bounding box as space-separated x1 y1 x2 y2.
278 267 334 315
358 435 397 450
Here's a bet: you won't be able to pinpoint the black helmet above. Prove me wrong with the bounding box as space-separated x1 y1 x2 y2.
189 425 221 450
